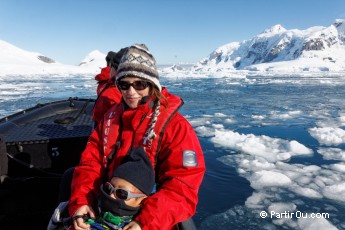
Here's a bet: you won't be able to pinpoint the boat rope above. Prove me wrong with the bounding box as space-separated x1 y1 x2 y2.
6 152 62 177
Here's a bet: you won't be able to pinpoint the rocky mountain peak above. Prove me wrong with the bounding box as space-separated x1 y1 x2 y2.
262 24 287 34
333 19 345 43
193 19 345 72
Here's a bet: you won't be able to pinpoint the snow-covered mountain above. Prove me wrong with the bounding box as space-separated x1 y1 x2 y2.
2 19 345 77
193 19 345 73
0 40 57 65
78 50 106 68
0 40 105 76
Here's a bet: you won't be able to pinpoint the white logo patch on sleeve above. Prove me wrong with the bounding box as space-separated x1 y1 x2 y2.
183 150 198 167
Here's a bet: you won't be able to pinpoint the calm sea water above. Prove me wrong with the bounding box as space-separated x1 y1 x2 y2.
1 74 345 229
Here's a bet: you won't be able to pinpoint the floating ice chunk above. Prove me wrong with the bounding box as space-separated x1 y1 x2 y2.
239 158 275 172
276 152 292 161
187 117 211 127
302 165 321 172
318 148 345 161
268 202 298 227
195 126 214 137
295 175 312 185
338 115 345 126
268 202 296 214
212 123 224 129
297 216 338 230
289 184 323 199
289 140 313 155
328 163 345 173
315 175 336 186
250 170 291 189
270 110 302 120
322 182 345 202
211 129 312 162
224 118 236 124
251 115 265 120
309 127 345 146
214 113 227 117
245 192 271 209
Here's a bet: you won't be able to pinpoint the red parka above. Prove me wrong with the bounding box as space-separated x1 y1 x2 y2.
92 83 122 125
93 66 122 125
95 66 111 95
69 88 205 230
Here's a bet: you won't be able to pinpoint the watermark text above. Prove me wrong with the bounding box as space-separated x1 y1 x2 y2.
260 211 329 219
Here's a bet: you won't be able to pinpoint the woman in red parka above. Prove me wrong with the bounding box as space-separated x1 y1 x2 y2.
69 44 205 230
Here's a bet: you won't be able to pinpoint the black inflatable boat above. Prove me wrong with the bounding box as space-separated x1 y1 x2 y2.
0 97 95 229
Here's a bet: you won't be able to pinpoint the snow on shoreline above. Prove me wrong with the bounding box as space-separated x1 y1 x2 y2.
3 62 345 79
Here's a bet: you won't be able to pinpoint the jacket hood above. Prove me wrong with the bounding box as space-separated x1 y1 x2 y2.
95 66 111 82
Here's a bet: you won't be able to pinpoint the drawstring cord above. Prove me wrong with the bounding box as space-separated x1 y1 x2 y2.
146 100 160 143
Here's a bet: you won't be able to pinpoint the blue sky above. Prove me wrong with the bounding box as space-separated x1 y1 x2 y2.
1 0 345 65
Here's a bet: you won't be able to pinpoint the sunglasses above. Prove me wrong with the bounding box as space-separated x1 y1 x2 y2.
117 80 150 91
105 182 146 200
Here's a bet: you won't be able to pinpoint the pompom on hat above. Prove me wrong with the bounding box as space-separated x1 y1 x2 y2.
116 44 161 91
113 147 155 196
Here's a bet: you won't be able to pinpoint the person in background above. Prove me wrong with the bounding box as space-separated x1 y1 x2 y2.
95 51 116 95
69 44 206 230
92 48 127 127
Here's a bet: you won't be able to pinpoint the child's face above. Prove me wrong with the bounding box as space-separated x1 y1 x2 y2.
109 177 147 207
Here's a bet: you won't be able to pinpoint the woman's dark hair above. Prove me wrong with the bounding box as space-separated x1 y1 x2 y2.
150 84 168 108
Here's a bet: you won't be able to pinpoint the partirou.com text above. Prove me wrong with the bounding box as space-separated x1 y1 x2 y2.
260 211 330 219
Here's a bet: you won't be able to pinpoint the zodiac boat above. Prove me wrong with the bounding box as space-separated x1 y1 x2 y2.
0 97 95 229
